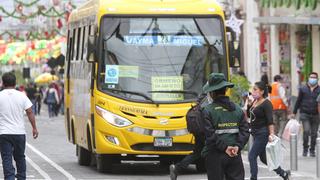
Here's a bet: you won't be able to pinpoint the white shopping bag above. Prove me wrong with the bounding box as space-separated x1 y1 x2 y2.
266 135 283 171
282 119 301 141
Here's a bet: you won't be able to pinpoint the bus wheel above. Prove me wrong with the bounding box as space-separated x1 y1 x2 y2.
96 154 116 173
77 145 91 166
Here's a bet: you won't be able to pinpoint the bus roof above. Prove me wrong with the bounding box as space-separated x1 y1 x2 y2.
69 0 224 23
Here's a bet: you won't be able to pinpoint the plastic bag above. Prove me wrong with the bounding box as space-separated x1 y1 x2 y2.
266 135 283 171
282 119 301 141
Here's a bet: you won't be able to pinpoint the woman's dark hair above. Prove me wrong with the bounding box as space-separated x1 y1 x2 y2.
260 74 272 93
254 81 269 98
1 72 16 87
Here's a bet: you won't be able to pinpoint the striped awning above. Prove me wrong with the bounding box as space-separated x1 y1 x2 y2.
253 16 320 25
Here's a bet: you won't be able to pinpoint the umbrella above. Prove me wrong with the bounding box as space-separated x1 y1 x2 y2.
34 73 59 84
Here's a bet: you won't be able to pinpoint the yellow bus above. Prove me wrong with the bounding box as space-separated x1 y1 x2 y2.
65 0 236 172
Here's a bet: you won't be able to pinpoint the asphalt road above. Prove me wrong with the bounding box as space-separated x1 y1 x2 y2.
0 111 316 180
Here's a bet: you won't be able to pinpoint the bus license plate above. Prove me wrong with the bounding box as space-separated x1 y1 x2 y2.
154 137 172 147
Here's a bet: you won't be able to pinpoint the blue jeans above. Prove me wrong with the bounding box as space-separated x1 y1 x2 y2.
249 127 285 179
0 135 26 180
48 103 55 117
31 99 36 114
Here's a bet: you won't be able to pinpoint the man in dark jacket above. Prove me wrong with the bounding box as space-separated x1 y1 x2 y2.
293 72 320 157
169 94 206 180
202 73 250 180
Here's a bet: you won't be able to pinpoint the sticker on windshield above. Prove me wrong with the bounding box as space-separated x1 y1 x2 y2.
151 76 184 101
124 36 204 46
119 66 139 78
105 65 119 84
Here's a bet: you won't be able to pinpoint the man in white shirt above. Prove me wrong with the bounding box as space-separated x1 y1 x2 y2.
0 72 38 180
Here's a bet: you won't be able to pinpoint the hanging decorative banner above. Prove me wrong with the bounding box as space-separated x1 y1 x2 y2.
0 36 66 65
261 0 318 10
226 13 244 40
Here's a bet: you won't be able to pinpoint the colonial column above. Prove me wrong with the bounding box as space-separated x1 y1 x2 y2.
290 25 299 97
270 25 280 78
312 25 320 76
243 0 260 84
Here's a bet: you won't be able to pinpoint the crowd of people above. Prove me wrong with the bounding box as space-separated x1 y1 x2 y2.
1 70 320 180
1 80 64 118
170 72 320 180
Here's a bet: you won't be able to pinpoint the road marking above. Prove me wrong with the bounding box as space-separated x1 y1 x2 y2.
26 155 51 180
26 143 76 180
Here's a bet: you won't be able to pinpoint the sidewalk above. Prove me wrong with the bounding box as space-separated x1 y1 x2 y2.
242 134 319 180
281 135 318 179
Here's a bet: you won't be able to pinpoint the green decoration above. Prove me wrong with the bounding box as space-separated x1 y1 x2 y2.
14 0 40 7
278 0 284 7
302 0 309 7
261 0 317 9
294 0 301 9
262 0 270 7
284 0 292 7
303 33 312 81
272 0 278 8
310 0 318 10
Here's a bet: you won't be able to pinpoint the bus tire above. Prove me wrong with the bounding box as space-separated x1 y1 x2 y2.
96 154 115 173
77 145 91 166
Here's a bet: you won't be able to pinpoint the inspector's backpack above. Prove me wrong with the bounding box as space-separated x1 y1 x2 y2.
186 95 206 135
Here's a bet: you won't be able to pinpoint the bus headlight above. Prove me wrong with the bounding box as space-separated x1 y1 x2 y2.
95 106 133 127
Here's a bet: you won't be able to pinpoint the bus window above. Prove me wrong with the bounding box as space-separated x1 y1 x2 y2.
81 26 87 60
98 17 227 103
76 27 82 61
73 28 78 61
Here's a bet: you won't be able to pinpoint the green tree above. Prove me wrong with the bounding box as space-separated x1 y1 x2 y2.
230 74 250 105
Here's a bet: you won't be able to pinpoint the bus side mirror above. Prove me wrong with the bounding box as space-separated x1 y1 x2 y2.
87 35 96 63
227 32 240 68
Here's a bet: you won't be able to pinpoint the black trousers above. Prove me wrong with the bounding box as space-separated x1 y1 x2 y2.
176 134 205 171
206 149 244 180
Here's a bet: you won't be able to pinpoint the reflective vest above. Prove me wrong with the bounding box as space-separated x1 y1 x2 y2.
204 103 243 146
270 82 287 110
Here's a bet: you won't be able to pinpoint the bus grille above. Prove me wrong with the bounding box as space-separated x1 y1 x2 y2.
131 143 193 151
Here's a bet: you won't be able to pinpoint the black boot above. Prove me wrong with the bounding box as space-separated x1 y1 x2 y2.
310 150 316 157
281 170 291 180
303 149 308 157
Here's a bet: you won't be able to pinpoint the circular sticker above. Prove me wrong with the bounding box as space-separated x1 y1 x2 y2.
107 68 117 77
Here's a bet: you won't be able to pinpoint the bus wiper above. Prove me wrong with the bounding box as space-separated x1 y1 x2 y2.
108 89 157 105
148 90 198 97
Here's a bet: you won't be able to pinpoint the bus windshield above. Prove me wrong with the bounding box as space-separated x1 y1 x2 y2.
98 17 228 103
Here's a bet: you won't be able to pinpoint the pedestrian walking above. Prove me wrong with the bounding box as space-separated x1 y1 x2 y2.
292 72 320 157
34 86 43 115
44 84 59 118
169 95 206 180
260 73 272 94
270 75 289 137
0 72 38 180
201 73 250 180
248 81 290 180
25 83 37 114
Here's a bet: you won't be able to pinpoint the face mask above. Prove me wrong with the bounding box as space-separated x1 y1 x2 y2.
309 78 318 86
252 92 261 100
